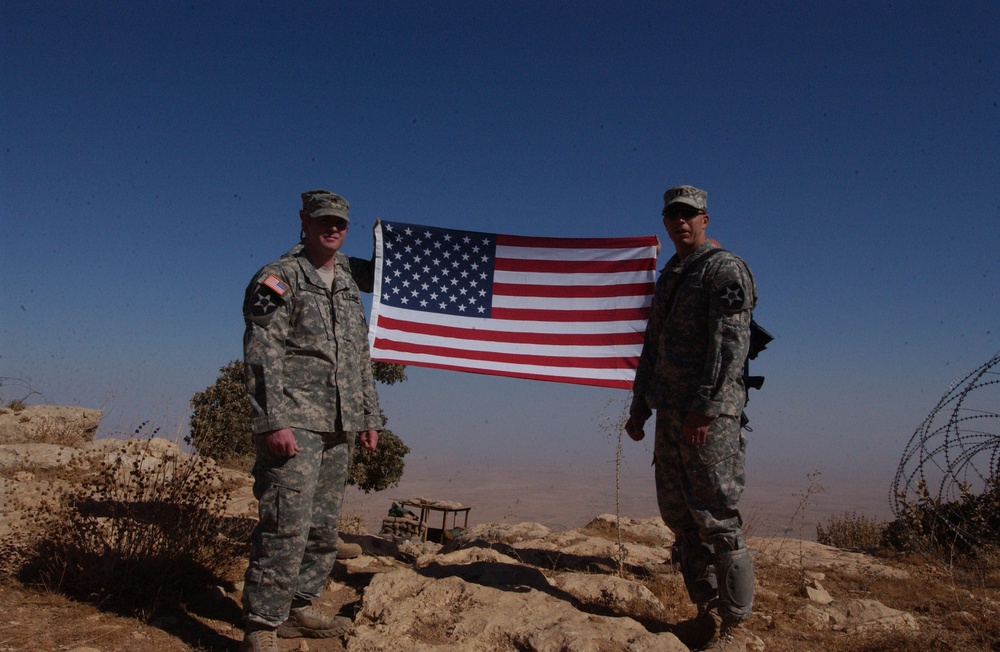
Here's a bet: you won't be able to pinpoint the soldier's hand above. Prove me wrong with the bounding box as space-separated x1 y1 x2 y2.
683 412 712 447
263 428 300 457
360 429 379 452
625 414 646 441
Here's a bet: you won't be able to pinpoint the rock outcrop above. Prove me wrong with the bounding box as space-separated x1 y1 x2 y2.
0 404 101 446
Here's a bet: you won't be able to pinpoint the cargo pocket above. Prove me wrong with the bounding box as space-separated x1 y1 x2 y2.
691 422 740 471
257 482 305 559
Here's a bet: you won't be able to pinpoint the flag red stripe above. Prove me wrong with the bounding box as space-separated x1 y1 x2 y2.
493 281 654 298
497 234 659 250
495 257 655 274
373 337 639 370
376 315 644 346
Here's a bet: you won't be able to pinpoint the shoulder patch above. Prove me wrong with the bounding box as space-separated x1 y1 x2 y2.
718 282 750 311
263 273 289 297
250 287 281 319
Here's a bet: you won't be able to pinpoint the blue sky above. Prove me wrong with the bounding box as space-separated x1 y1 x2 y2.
2 2 998 510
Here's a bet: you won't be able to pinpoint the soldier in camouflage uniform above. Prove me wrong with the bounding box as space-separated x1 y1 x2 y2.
240 190 383 652
626 185 758 651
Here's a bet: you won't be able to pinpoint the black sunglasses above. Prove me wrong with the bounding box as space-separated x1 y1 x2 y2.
662 206 705 220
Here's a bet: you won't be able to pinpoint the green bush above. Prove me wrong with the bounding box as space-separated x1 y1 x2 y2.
188 361 253 468
187 360 409 492
372 361 408 385
350 429 409 493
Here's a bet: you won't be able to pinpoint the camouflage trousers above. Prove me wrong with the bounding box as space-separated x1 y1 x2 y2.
243 428 354 627
654 408 749 610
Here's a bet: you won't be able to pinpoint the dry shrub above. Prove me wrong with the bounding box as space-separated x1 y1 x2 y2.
10 426 251 617
339 511 367 535
817 511 890 552
641 571 696 624
4 399 27 412
890 478 1000 558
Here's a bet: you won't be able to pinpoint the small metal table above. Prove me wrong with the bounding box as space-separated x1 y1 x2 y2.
399 499 472 543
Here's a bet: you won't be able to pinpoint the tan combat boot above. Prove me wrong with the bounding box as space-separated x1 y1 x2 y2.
673 601 719 650
336 539 362 559
240 624 278 652
705 620 763 652
277 602 352 638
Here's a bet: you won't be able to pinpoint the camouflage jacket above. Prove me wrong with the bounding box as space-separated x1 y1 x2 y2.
243 244 382 435
631 241 757 421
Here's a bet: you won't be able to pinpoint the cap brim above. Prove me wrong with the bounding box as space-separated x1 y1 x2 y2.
307 208 350 221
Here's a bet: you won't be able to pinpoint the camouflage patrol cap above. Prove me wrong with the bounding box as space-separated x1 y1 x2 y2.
301 189 350 222
662 185 707 213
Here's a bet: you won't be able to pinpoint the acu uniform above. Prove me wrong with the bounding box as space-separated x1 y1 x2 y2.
242 242 382 628
631 239 758 623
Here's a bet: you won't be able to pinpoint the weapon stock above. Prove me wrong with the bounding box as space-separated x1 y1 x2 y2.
742 319 773 422
747 319 773 361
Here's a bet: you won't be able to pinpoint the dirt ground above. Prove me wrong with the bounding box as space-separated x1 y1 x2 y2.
0 566 368 652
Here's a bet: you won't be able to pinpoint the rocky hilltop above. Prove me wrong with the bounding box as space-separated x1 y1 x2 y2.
1 406 996 651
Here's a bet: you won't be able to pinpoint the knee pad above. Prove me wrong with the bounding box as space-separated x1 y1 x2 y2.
716 547 754 620
674 540 718 605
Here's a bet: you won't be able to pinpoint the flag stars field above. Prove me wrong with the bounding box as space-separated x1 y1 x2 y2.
369 221 658 389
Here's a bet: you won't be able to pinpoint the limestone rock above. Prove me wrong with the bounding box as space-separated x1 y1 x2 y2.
754 537 910 580
0 443 80 470
797 598 918 633
587 514 676 545
448 521 671 576
550 571 668 620
0 405 101 446
348 566 687 652
799 578 834 604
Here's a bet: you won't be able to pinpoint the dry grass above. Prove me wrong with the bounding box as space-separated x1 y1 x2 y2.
745 551 1000 652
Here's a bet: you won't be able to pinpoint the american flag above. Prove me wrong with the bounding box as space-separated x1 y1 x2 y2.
368 221 659 389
